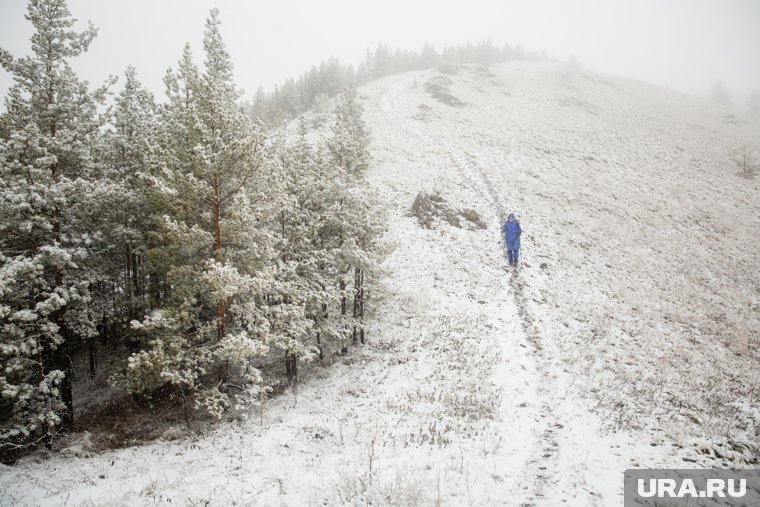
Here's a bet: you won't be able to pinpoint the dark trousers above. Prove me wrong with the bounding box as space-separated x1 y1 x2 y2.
507 249 519 264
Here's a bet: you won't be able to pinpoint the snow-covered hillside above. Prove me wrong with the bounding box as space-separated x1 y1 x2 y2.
2 61 758 506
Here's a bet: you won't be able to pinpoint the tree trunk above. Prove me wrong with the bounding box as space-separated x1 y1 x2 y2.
89 336 97 379
320 299 328 360
354 267 361 317
316 331 323 360
131 252 139 299
359 268 365 344
213 201 225 342
51 199 74 427
285 351 298 382
340 278 347 316
46 325 74 427
125 245 132 311
351 267 365 344
125 247 139 352
57 337 74 426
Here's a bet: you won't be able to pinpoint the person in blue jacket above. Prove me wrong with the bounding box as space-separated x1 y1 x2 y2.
502 212 522 266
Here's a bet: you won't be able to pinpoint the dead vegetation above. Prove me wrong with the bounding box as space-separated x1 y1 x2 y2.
473 64 496 79
409 192 486 230
437 64 463 75
413 103 432 122
425 76 466 107
731 144 759 179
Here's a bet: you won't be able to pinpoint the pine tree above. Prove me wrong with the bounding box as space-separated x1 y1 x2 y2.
251 85 268 121
325 87 382 349
421 42 440 69
327 85 371 177
373 44 392 79
278 120 350 362
265 124 323 377
94 66 158 358
0 0 110 445
125 9 274 417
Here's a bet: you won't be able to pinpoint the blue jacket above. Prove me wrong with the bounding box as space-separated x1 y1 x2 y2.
502 219 521 250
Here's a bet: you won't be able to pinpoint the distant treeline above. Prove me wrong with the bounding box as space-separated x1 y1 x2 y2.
249 41 550 125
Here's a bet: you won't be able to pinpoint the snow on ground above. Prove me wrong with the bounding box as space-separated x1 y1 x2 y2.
1 61 759 506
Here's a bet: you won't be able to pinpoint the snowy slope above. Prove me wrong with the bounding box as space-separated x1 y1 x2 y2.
1 61 759 506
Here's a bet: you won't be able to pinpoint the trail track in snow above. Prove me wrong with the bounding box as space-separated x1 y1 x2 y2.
365 61 760 505
373 73 592 504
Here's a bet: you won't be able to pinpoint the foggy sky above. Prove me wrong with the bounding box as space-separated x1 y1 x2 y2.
1 0 759 104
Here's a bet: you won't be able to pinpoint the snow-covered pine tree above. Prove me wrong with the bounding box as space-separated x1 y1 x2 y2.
0 0 111 445
263 125 321 379
421 42 441 69
124 9 274 417
325 172 384 348
250 86 268 122
94 66 158 361
342 184 385 345
325 86 382 347
327 84 371 177
270 118 360 370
